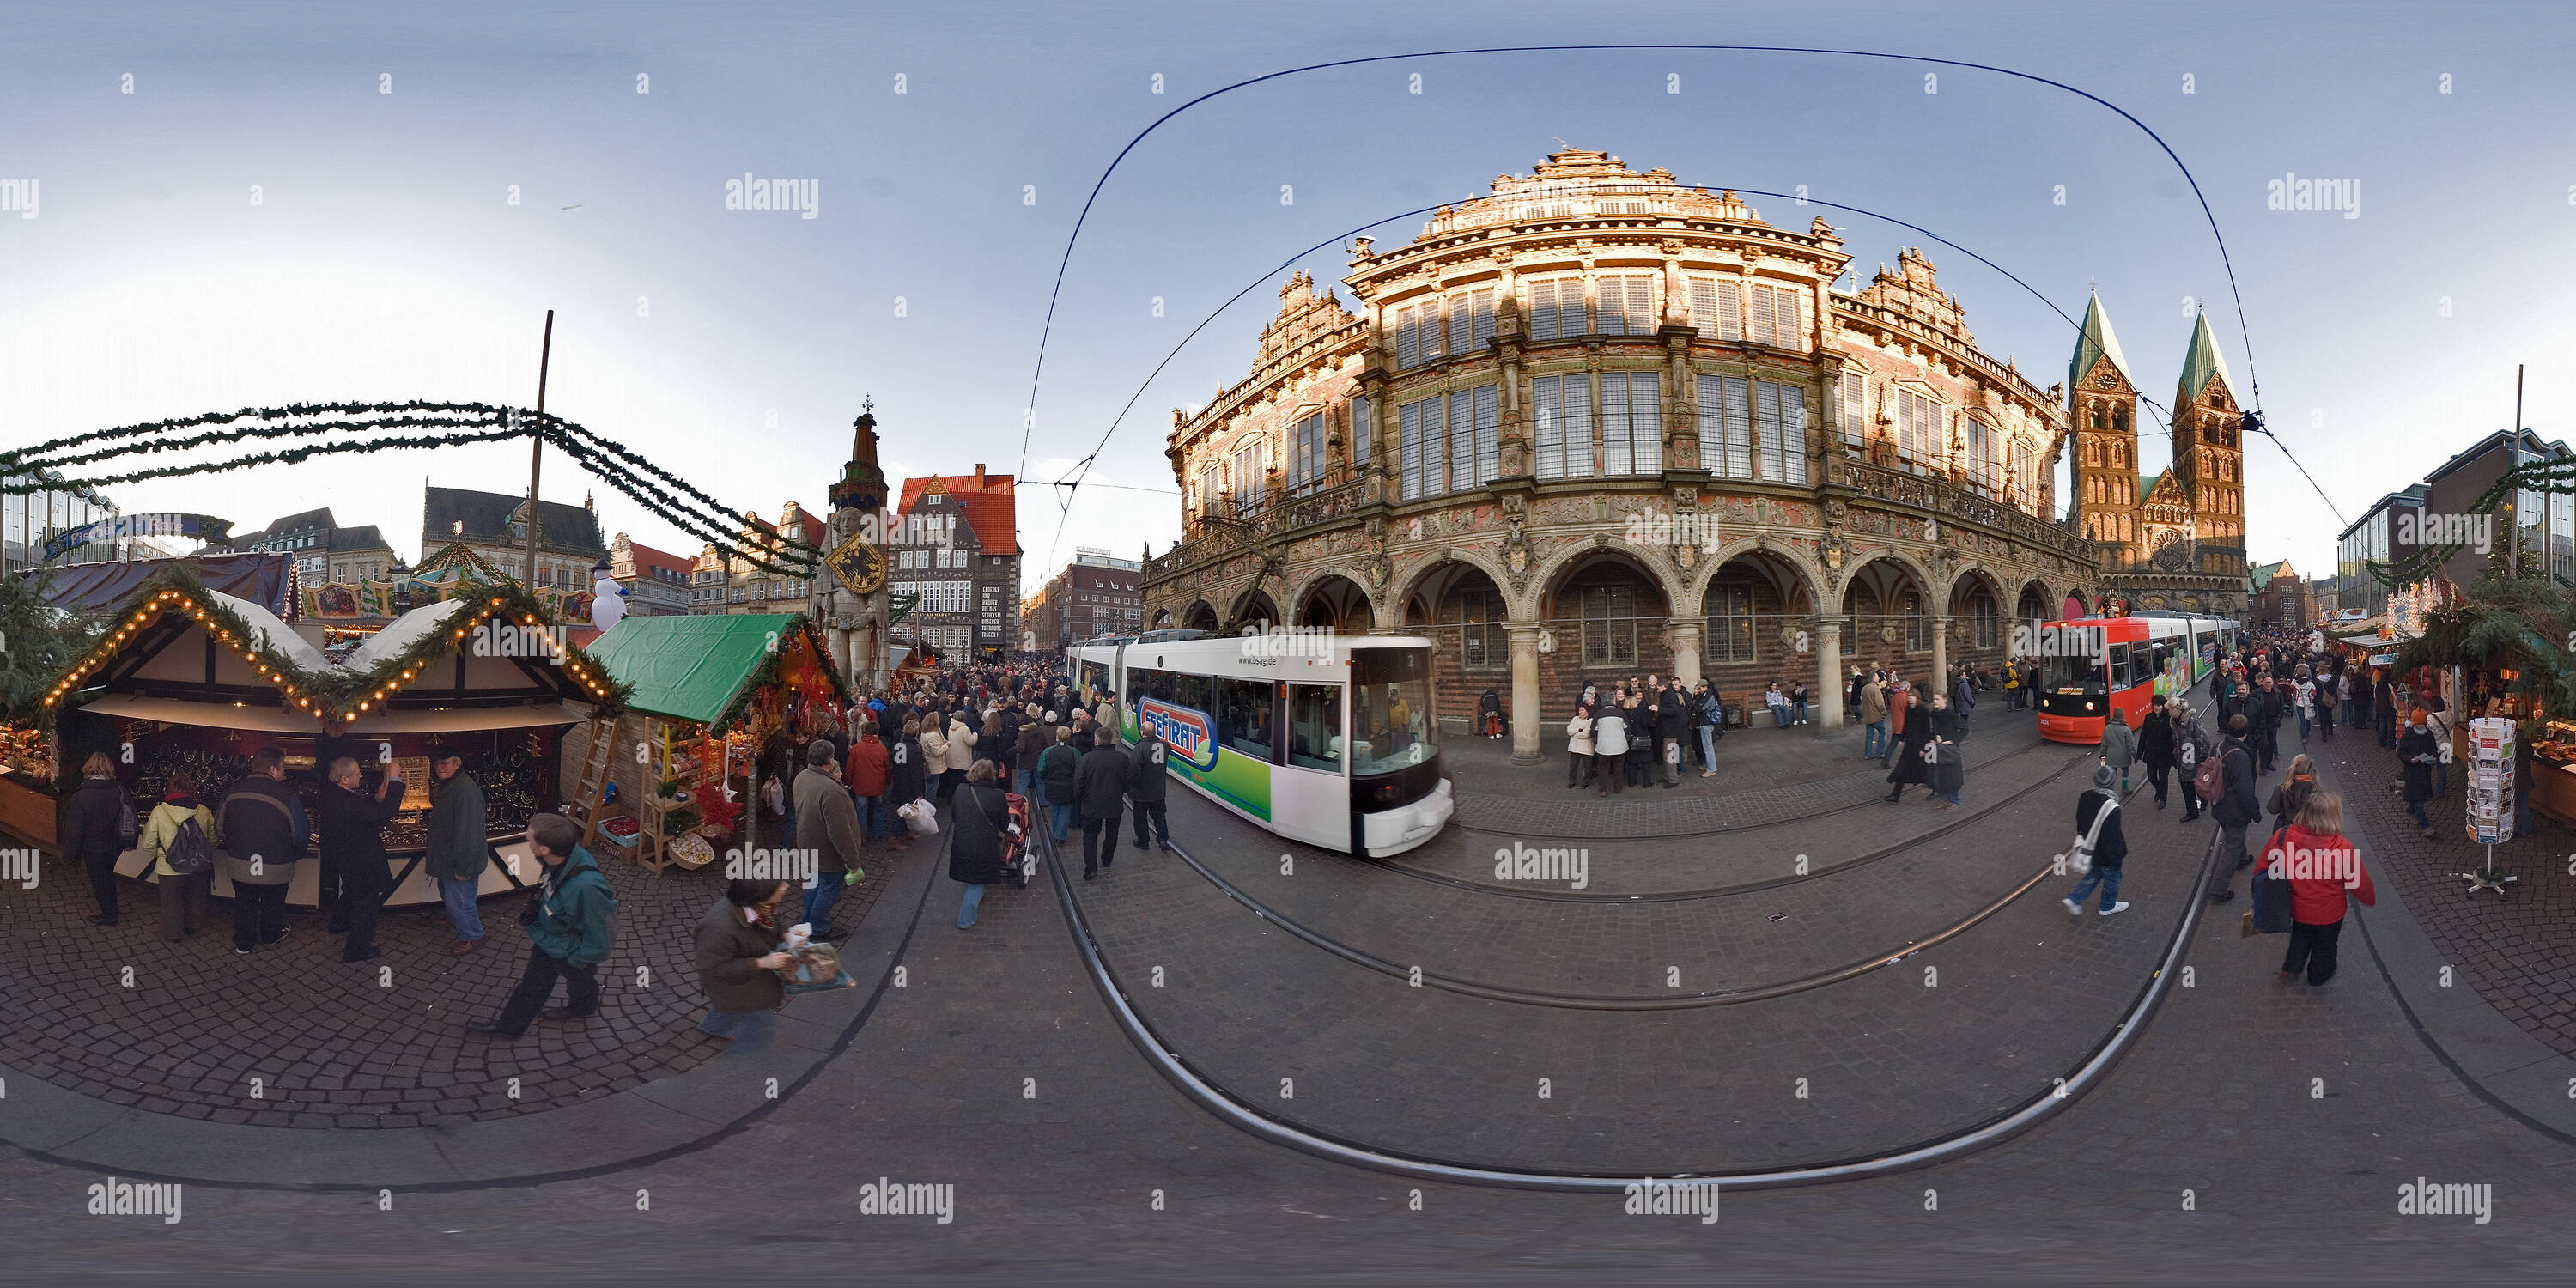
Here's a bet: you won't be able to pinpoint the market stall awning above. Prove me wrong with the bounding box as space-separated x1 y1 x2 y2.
76 692 320 733
206 589 335 671
582 613 809 725
346 702 586 734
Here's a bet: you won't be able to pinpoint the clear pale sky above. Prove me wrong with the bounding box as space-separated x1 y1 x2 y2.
3 1 2568 590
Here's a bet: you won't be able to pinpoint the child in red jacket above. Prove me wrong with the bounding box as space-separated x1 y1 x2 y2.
2257 790 2376 986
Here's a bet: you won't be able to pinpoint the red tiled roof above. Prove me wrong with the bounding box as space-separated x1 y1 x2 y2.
622 539 693 579
896 474 1019 556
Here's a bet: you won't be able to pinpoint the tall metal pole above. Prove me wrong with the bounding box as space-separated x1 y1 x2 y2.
525 310 555 588
2510 363 2524 574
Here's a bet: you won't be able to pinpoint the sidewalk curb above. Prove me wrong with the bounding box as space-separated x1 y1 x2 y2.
2338 792 2576 1145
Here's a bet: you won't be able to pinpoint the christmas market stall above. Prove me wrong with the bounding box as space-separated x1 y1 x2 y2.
33 566 625 908
565 613 849 873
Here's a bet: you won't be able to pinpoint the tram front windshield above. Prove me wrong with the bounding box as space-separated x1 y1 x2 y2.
1351 648 1437 775
2037 646 2109 717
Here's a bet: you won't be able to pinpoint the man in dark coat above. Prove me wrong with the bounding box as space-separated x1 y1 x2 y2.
2399 708 2440 837
2063 762 2130 915
1072 726 1129 879
2251 676 2282 774
2136 696 2178 811
1127 727 1171 852
60 754 130 926
2206 715 2260 902
1884 690 1935 804
319 755 404 963
218 746 307 954
423 747 489 954
1655 682 1691 787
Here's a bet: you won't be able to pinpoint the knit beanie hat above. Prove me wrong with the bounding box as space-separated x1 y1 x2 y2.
2093 762 2117 792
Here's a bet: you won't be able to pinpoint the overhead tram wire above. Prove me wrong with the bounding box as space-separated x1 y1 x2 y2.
1019 42 2269 493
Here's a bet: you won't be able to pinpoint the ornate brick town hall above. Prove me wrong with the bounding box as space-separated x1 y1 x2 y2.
1140 146 2249 760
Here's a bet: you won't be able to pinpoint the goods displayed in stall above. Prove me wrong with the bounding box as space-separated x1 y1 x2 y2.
0 724 62 846
566 613 849 874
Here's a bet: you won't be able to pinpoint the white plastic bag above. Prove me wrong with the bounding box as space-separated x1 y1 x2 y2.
898 797 939 836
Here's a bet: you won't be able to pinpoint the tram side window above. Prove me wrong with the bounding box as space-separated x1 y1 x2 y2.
2107 642 2133 691
1130 666 1176 709
1171 672 1213 724
1218 677 1278 763
1078 661 1109 702
1287 683 1343 770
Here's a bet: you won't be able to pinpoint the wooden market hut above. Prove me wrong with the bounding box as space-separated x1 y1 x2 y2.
564 612 849 872
33 566 624 908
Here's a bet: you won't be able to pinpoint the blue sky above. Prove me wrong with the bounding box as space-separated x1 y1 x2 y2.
3 0 2569 589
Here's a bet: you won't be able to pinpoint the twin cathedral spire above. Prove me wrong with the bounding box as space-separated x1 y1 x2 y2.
2067 292 2246 570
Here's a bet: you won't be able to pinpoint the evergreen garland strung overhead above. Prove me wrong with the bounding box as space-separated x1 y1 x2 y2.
0 401 823 578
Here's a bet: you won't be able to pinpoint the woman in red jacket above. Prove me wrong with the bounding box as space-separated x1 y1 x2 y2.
2257 790 2376 986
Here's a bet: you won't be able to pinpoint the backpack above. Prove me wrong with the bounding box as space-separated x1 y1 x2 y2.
2194 748 2228 804
115 795 139 848
161 810 214 876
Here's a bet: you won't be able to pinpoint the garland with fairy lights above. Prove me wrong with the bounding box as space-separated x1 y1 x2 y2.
0 401 822 578
33 565 630 729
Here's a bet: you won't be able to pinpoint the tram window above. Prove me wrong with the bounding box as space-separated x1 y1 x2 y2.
1218 677 1278 763
1131 666 1176 707
1171 672 1212 722
2107 642 2133 690
1287 684 1344 770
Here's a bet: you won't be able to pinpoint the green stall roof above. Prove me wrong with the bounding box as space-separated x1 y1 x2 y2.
581 613 817 725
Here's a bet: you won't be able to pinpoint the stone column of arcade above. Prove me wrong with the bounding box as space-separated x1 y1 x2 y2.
1666 618 1704 687
1929 613 1952 696
1815 618 1844 731
1507 623 1545 765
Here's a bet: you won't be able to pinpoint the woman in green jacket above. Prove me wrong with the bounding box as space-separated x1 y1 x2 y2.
2098 707 2138 796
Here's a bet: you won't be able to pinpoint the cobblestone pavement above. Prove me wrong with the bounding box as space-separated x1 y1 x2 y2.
11 691 2576 1279
1066 778 2199 1173
9 744 2574 1281
2301 726 2576 1056
0 833 896 1127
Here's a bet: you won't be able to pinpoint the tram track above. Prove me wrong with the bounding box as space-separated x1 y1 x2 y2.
1152 813 2064 1012
1043 800 2223 1188
1358 742 2092 903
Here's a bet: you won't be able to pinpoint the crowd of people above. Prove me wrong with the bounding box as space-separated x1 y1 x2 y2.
53 651 1173 1055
